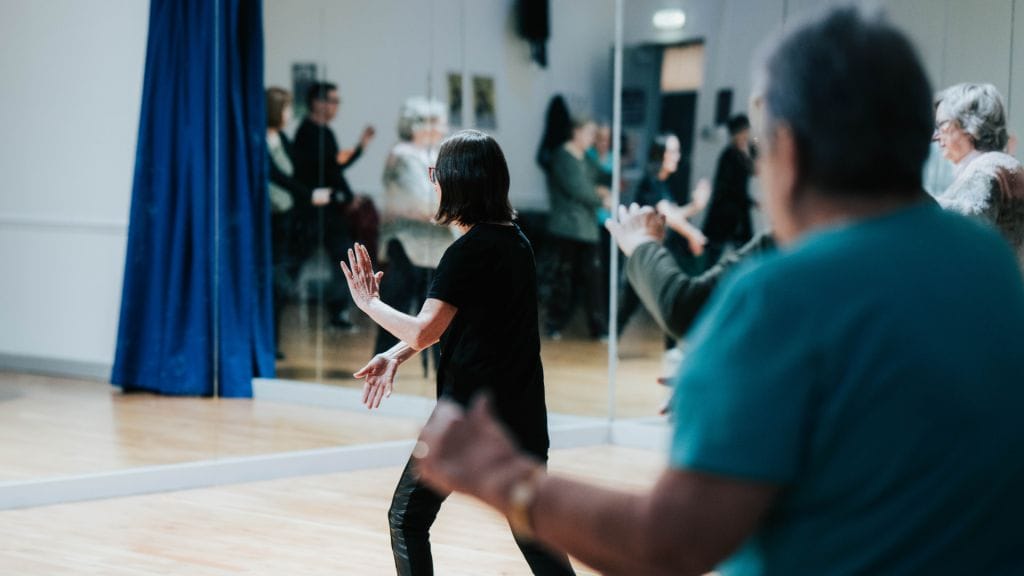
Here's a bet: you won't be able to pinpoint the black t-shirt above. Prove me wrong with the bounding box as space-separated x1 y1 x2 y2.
632 171 673 208
427 222 550 458
291 118 358 205
703 145 755 243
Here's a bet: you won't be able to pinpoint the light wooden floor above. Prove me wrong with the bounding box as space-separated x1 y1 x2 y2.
275 303 672 419
0 372 423 482
0 445 664 575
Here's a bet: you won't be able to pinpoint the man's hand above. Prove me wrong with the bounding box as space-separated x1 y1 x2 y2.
311 187 332 206
359 125 376 149
605 203 666 257
415 396 540 512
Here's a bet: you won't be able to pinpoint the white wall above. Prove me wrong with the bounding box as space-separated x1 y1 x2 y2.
0 0 147 369
263 0 616 211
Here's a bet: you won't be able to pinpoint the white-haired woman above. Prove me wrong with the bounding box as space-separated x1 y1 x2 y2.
934 83 1024 269
373 98 456 357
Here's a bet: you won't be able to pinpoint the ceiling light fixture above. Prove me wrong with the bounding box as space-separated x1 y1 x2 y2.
652 8 686 31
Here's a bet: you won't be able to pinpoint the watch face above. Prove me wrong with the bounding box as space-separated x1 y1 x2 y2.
511 482 532 504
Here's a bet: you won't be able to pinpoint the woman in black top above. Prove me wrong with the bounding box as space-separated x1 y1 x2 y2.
341 130 575 576
702 114 756 268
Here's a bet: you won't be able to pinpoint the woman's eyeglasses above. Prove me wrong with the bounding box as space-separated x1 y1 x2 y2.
428 166 437 184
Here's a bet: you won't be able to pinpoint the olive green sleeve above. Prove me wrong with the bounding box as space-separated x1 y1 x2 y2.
625 233 775 339
550 149 604 208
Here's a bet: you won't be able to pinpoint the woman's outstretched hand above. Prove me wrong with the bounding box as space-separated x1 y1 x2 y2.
340 243 383 312
354 354 398 409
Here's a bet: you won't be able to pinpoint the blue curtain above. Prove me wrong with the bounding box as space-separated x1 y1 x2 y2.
112 0 273 397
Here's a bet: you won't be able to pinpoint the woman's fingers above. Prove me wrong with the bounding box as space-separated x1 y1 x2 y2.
371 380 386 409
358 243 373 270
354 361 374 378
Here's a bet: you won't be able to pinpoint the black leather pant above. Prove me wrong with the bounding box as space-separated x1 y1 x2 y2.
388 458 576 575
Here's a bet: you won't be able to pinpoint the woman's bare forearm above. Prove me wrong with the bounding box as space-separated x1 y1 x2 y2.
364 299 435 350
363 298 455 351
382 341 419 365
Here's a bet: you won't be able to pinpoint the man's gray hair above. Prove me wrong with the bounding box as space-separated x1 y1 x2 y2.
398 97 447 141
755 5 934 194
935 83 1009 153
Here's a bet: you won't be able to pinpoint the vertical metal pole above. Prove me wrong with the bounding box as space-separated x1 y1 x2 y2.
608 0 624 424
461 0 469 127
213 0 221 398
1009 0 1017 124
315 4 326 384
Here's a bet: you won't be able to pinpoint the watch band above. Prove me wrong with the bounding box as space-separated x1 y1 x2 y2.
506 466 546 540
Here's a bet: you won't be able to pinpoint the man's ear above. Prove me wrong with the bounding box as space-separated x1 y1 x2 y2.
771 123 800 208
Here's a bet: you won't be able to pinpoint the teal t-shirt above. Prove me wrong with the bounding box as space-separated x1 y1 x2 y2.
671 201 1024 576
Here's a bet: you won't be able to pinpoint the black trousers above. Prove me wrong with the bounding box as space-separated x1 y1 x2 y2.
271 212 301 351
545 236 605 336
389 458 576 576
292 207 354 318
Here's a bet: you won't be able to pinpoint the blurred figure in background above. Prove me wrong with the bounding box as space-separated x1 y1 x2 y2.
543 114 609 340
264 87 332 358
933 82 1024 270
702 114 756 269
291 81 378 329
586 122 614 174
374 97 455 364
617 133 708 338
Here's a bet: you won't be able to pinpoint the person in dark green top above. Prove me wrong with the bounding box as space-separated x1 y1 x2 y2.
411 8 1024 576
543 115 609 339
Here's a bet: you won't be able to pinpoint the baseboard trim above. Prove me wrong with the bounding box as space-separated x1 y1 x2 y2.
0 439 417 511
0 353 111 382
0 377 659 510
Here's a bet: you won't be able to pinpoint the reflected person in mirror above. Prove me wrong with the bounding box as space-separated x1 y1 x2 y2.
264 86 333 359
292 80 378 330
373 98 455 370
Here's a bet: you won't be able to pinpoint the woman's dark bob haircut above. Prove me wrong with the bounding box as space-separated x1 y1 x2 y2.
434 129 516 226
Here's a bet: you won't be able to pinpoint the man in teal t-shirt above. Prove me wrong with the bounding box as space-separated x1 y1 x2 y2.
672 202 1024 575
408 8 1024 575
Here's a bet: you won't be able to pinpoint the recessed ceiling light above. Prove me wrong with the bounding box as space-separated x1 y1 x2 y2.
653 8 686 31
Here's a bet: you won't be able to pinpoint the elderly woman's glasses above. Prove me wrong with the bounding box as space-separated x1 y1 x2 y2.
428 166 437 184
934 119 953 135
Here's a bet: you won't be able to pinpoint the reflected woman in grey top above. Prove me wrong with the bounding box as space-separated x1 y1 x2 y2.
374 98 456 356
933 83 1024 270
